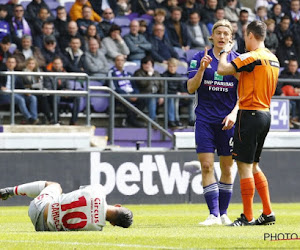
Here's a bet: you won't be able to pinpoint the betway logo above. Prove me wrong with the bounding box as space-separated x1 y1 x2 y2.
90 152 237 196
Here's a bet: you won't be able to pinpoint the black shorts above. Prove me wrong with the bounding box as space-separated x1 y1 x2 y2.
232 110 271 164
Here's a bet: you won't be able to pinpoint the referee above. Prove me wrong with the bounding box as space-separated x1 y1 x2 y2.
217 20 280 226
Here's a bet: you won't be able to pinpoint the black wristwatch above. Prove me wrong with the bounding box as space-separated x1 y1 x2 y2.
219 49 227 56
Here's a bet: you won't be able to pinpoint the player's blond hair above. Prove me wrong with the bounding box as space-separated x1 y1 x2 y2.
208 19 233 43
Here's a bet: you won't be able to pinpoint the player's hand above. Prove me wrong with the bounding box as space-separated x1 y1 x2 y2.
223 40 235 54
222 112 237 130
200 47 212 71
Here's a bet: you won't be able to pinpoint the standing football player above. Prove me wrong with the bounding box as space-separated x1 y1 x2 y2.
0 181 133 231
187 19 239 226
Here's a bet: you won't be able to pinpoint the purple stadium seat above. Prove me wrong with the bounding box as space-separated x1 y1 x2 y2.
186 49 199 63
90 81 109 113
139 14 153 22
121 26 130 37
126 12 139 21
154 64 166 74
176 65 187 75
64 1 74 13
20 1 31 9
114 16 131 27
124 64 140 74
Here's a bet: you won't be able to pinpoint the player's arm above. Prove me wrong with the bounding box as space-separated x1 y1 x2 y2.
222 99 239 130
217 51 237 76
217 41 237 76
187 48 212 94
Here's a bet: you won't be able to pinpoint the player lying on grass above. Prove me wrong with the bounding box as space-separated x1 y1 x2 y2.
0 181 133 231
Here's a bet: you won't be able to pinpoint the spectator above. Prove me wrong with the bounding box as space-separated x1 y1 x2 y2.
0 5 10 42
116 0 132 16
13 34 46 71
84 24 102 49
77 5 96 36
5 0 19 21
22 57 51 124
165 6 191 54
162 58 187 128
64 37 85 72
89 0 117 16
69 0 101 22
131 0 157 16
276 34 298 67
237 9 249 37
102 24 130 64
44 56 80 125
279 59 300 127
59 21 85 52
231 21 245 53
41 35 67 66
161 0 179 20
148 23 179 69
138 20 148 36
279 58 300 89
9 4 31 49
207 7 225 34
201 0 218 24
268 3 284 25
31 7 52 40
255 0 278 11
0 56 39 124
33 21 55 48
25 0 54 24
278 0 291 14
287 0 300 25
124 20 152 64
224 0 240 22
84 37 110 77
275 15 292 44
147 8 167 36
54 6 70 38
109 55 145 128
0 36 12 69
97 8 115 37
180 0 203 22
134 56 164 122
282 85 300 127
264 18 279 53
256 6 268 21
186 11 210 51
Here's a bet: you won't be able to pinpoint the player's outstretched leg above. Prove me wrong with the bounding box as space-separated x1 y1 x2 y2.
0 181 46 200
0 187 14 200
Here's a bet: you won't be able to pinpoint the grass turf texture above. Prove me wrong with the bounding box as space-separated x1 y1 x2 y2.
0 203 300 249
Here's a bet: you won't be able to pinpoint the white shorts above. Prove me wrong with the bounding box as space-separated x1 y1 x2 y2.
28 184 61 231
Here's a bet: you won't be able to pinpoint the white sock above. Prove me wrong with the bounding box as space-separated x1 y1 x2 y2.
14 181 46 198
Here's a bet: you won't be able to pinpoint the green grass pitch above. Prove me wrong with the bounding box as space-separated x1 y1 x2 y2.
0 203 300 249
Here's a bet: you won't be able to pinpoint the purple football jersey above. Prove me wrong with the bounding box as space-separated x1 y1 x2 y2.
188 49 239 124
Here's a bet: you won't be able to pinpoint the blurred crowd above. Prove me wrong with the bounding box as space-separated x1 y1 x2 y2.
0 0 299 127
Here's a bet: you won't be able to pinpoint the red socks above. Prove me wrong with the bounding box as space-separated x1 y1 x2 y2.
254 172 272 215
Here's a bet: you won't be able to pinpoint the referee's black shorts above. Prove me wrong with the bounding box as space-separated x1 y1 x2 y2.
232 110 271 164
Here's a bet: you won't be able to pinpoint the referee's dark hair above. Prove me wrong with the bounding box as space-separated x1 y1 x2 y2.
246 20 267 41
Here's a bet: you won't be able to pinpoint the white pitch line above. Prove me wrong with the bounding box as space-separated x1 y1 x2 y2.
0 240 184 249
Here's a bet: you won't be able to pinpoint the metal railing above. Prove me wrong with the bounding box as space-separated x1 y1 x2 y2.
1 71 300 148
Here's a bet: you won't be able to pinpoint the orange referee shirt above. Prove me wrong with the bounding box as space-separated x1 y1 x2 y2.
231 48 280 111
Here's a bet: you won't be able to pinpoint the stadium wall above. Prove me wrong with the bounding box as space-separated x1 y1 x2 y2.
0 150 299 206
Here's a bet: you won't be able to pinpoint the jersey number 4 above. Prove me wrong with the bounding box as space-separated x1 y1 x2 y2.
61 196 87 230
